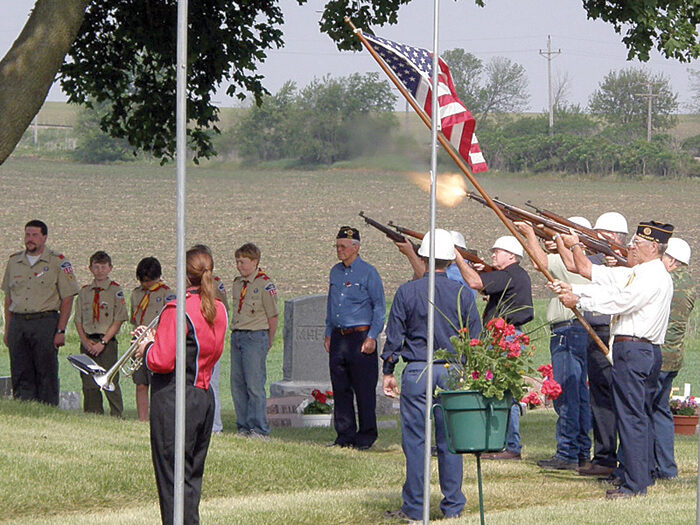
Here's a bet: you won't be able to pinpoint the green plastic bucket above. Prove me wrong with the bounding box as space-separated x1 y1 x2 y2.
433 390 512 454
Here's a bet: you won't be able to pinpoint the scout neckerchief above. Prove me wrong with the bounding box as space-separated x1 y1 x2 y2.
92 286 103 322
237 269 267 314
132 281 167 324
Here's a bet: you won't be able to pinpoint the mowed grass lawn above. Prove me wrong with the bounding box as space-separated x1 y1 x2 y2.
0 158 698 523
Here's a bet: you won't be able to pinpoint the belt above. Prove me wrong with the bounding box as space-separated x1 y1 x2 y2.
87 333 105 339
334 325 370 336
614 335 652 344
403 359 447 365
551 319 580 331
14 310 58 321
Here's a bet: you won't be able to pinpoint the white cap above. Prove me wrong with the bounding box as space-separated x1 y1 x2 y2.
449 230 467 250
492 236 523 257
593 212 628 234
567 216 592 230
418 229 456 260
666 238 691 265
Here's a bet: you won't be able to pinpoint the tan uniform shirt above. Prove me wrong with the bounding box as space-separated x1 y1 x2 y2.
545 253 591 324
230 270 279 330
75 278 128 334
1 247 79 313
130 282 176 326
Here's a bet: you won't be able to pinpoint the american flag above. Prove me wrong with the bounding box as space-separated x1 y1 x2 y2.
364 33 488 173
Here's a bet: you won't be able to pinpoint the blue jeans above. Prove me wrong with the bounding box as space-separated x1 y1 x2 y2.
506 404 521 453
210 361 223 432
652 370 678 478
550 323 592 462
401 362 465 520
230 330 270 435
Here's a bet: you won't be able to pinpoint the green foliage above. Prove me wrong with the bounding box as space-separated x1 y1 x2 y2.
233 73 398 165
583 0 700 62
442 49 529 119
72 101 134 164
60 0 296 164
588 68 679 132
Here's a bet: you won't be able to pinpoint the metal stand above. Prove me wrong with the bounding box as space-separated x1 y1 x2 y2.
474 452 485 525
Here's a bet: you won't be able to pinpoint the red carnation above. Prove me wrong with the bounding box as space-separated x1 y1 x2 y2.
469 339 480 347
541 378 562 400
537 364 553 379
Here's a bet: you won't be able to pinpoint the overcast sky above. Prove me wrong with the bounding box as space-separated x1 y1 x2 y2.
2 0 698 112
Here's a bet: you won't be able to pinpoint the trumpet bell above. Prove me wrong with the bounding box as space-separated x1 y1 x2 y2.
93 372 117 392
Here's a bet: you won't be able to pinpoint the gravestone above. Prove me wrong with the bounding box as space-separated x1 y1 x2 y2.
59 391 81 411
0 376 12 398
270 294 396 416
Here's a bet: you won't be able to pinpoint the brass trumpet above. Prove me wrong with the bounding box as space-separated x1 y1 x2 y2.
67 315 160 392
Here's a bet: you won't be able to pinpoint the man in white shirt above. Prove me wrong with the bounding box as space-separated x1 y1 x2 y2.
550 221 674 499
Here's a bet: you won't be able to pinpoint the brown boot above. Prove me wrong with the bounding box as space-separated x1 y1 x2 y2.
577 463 615 476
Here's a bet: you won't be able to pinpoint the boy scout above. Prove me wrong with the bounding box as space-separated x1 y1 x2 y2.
2 220 79 405
130 257 175 421
74 251 128 416
230 243 279 437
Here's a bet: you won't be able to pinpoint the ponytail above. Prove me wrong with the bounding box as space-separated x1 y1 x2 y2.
186 247 218 326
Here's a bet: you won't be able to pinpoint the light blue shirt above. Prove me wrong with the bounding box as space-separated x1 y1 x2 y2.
325 255 386 339
445 263 477 300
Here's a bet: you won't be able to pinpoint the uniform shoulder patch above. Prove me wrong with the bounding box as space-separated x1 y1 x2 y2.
60 260 74 274
264 282 277 296
116 290 125 302
218 281 226 293
165 294 177 302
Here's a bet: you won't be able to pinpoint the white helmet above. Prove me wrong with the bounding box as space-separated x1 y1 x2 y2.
492 236 523 257
665 238 691 265
593 212 628 234
449 230 467 250
418 229 456 260
568 216 592 230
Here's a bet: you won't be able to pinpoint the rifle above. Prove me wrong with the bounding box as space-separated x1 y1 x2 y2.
358 211 416 247
387 221 493 272
467 193 628 266
524 201 628 258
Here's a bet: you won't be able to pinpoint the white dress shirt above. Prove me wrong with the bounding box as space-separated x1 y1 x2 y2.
571 258 673 344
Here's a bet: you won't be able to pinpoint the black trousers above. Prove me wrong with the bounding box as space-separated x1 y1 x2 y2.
587 327 617 468
7 313 60 405
150 383 214 525
328 330 378 448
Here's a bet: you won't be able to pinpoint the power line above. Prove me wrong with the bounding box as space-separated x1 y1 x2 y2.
540 35 561 135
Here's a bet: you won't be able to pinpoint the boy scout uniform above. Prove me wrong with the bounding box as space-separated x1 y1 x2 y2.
230 270 278 330
75 279 128 416
2 247 79 405
130 281 176 385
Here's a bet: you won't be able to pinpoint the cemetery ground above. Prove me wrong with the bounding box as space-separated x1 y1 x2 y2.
0 157 699 523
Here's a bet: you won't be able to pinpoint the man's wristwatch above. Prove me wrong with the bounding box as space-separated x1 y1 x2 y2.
100 339 108 346
56 329 66 334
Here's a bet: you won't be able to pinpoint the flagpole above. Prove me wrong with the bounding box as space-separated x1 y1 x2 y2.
343 18 609 358
174 0 188 523
422 1 440 523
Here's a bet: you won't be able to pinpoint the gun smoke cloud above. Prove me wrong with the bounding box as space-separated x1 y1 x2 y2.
407 172 468 208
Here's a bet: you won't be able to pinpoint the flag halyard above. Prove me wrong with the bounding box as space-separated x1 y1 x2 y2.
364 33 488 173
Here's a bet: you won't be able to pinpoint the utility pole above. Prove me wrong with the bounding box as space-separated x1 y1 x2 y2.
539 35 561 136
634 82 660 142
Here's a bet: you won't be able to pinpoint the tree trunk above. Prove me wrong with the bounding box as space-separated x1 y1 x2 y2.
0 0 90 165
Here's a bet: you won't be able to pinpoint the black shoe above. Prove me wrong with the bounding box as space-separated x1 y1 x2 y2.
537 456 578 470
597 474 623 487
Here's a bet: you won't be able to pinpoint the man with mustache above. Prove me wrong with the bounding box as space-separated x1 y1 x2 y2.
2 220 79 405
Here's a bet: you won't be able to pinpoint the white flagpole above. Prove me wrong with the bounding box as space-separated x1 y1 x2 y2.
174 0 188 523
422 1 440 523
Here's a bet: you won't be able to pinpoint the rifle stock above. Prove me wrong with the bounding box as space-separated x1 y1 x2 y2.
525 201 628 258
387 221 493 272
468 193 628 266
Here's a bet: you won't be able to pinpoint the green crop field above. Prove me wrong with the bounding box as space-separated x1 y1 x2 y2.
0 157 698 524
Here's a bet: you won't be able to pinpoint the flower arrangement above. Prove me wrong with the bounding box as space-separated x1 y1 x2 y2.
670 396 698 416
435 316 559 402
521 364 563 409
297 389 334 415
